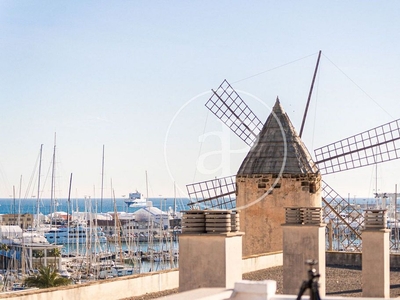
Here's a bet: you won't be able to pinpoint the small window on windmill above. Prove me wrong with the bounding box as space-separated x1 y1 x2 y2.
258 183 266 189
309 182 316 194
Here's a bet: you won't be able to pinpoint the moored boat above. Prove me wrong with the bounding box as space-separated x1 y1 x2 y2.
124 191 147 207
44 221 107 244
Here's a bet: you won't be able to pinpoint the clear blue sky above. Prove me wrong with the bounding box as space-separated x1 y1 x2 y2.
0 1 399 200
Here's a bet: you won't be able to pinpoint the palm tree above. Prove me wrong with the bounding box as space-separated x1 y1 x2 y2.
35 250 44 267
48 247 62 268
0 243 9 270
52 248 62 268
24 265 72 288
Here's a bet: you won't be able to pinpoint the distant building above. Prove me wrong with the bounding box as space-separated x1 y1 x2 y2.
96 219 136 237
0 213 34 229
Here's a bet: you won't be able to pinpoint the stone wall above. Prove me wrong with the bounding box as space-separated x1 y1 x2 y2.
236 174 321 256
326 251 400 269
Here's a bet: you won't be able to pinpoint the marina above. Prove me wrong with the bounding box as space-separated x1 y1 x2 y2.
0 196 186 290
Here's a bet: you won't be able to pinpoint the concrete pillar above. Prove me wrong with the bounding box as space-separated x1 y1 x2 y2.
362 209 390 298
179 210 244 292
282 207 326 297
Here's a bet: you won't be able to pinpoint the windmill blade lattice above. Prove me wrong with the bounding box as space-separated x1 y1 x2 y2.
315 118 400 175
186 175 236 209
322 180 363 251
323 180 400 251
205 79 263 147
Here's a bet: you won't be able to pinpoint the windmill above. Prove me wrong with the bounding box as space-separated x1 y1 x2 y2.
186 54 400 253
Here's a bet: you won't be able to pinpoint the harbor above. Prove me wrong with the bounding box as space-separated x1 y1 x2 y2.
0 196 187 291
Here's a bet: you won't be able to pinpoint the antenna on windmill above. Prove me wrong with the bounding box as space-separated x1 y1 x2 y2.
299 50 322 138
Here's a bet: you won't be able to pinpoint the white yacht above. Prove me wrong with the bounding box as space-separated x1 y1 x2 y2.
124 191 147 207
44 221 107 244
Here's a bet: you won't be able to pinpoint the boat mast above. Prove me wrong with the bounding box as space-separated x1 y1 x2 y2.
36 144 43 230
112 185 123 264
173 182 176 217
146 171 149 200
101 145 105 213
67 173 73 253
18 175 22 226
50 133 56 225
144 170 153 271
12 186 15 224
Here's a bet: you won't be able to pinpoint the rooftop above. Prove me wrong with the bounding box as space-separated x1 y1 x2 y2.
237 98 318 176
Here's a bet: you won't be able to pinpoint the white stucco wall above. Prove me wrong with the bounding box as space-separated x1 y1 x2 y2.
0 269 179 300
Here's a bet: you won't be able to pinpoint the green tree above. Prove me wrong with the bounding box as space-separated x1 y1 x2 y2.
52 248 62 267
35 250 44 267
24 266 72 289
0 244 9 270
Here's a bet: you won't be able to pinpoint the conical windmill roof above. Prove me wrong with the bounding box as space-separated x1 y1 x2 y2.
237 98 318 175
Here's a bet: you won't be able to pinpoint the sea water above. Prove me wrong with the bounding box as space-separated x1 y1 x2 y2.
0 197 190 215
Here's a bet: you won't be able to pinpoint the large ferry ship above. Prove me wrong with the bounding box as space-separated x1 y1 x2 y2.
124 191 147 207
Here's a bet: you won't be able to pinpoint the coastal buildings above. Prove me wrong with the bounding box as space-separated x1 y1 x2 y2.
0 214 34 229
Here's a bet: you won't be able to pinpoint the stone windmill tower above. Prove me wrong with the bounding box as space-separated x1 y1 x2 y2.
186 71 400 256
236 98 321 256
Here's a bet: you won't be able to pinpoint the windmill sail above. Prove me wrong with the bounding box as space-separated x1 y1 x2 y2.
321 180 363 251
186 175 236 210
187 79 262 209
205 79 263 147
314 118 400 174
